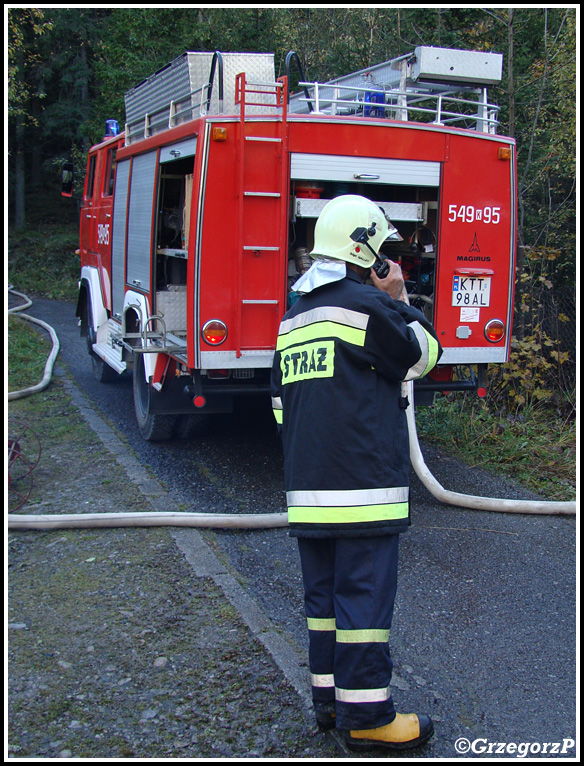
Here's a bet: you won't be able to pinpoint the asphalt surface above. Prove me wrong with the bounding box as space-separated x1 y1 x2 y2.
11 295 578 759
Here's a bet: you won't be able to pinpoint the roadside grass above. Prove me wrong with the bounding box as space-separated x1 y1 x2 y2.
8 316 97 517
8 217 577 503
415 393 576 502
7 315 53 393
8 221 79 301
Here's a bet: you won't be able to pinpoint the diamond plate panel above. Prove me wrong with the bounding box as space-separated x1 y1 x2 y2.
156 287 187 334
296 198 424 222
124 51 276 136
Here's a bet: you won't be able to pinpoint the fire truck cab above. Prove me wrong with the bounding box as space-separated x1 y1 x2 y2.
69 47 516 440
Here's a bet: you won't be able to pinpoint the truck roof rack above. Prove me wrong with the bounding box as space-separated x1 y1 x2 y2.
122 46 504 144
123 51 279 144
289 46 503 134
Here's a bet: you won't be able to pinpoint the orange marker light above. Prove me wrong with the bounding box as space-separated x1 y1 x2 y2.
485 319 505 342
212 126 227 142
202 319 228 345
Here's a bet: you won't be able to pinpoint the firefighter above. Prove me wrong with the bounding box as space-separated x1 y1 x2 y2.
271 195 442 751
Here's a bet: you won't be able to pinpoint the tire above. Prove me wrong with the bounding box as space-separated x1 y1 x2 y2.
132 353 177 441
86 296 117 383
90 351 118 383
174 413 211 439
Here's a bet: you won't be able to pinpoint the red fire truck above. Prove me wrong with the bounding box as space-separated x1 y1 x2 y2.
64 47 516 440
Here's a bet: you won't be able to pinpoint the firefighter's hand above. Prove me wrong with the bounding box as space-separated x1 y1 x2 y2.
370 260 409 303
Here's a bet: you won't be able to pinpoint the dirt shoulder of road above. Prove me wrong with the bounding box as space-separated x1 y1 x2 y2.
7 367 340 759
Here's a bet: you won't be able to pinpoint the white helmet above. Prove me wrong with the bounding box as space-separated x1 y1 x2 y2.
310 194 398 268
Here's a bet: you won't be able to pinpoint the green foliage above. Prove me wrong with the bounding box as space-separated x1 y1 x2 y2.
514 9 576 286
8 220 80 301
487 332 573 412
415 394 575 501
7 315 52 392
508 241 575 408
7 7 53 124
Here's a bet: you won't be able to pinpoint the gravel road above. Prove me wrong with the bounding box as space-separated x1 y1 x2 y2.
8 367 343 759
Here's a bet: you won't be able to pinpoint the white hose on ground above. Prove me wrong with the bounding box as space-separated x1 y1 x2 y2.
8 287 61 401
404 381 576 516
7 511 289 531
7 288 575 530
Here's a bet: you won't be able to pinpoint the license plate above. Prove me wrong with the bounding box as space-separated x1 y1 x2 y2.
452 275 491 307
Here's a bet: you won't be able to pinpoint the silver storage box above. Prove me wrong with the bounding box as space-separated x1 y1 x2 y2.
125 51 276 141
412 46 503 86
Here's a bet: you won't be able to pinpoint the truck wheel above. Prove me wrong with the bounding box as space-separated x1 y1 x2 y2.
133 354 177 441
174 413 210 439
86 298 117 383
91 351 118 383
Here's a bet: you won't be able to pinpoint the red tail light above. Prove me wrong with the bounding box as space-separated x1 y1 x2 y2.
484 319 505 343
202 320 228 345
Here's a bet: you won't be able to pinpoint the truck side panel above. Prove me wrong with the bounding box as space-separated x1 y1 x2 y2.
197 120 288 368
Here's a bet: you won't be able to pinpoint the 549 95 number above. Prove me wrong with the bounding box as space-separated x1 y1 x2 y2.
448 205 501 224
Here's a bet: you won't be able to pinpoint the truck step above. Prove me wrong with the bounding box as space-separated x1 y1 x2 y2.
92 342 126 374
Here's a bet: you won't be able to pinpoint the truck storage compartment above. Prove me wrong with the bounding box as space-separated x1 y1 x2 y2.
155 152 195 338
287 153 440 322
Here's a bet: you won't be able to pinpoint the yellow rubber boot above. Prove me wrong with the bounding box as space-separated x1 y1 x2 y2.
346 712 434 751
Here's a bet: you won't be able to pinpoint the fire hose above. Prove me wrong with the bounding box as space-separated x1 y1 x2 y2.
8 287 60 401
404 381 575 516
7 289 576 531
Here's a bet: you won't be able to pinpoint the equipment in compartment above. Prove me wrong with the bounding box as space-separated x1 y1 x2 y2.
384 225 436 320
155 163 193 333
288 176 437 321
157 167 193 254
156 162 193 293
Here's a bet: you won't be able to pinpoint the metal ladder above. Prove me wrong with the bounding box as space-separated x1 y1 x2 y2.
234 74 289 357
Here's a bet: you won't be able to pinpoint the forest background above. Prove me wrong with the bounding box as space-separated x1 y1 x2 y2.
7 6 577 500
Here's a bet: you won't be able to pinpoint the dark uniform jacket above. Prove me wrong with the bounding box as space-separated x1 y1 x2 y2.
271 269 442 538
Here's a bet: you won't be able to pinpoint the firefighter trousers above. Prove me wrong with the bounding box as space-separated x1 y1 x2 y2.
297 534 400 730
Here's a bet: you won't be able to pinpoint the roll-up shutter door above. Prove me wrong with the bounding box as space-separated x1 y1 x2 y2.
126 151 158 293
290 153 440 187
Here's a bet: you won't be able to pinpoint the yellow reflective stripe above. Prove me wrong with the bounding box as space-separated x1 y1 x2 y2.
307 617 336 631
271 396 283 424
277 321 366 352
425 331 440 376
336 628 390 643
280 340 335 385
336 685 391 704
404 321 440 380
288 503 409 525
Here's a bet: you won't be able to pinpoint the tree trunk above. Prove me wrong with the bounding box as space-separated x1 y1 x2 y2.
14 114 26 230
507 8 515 138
